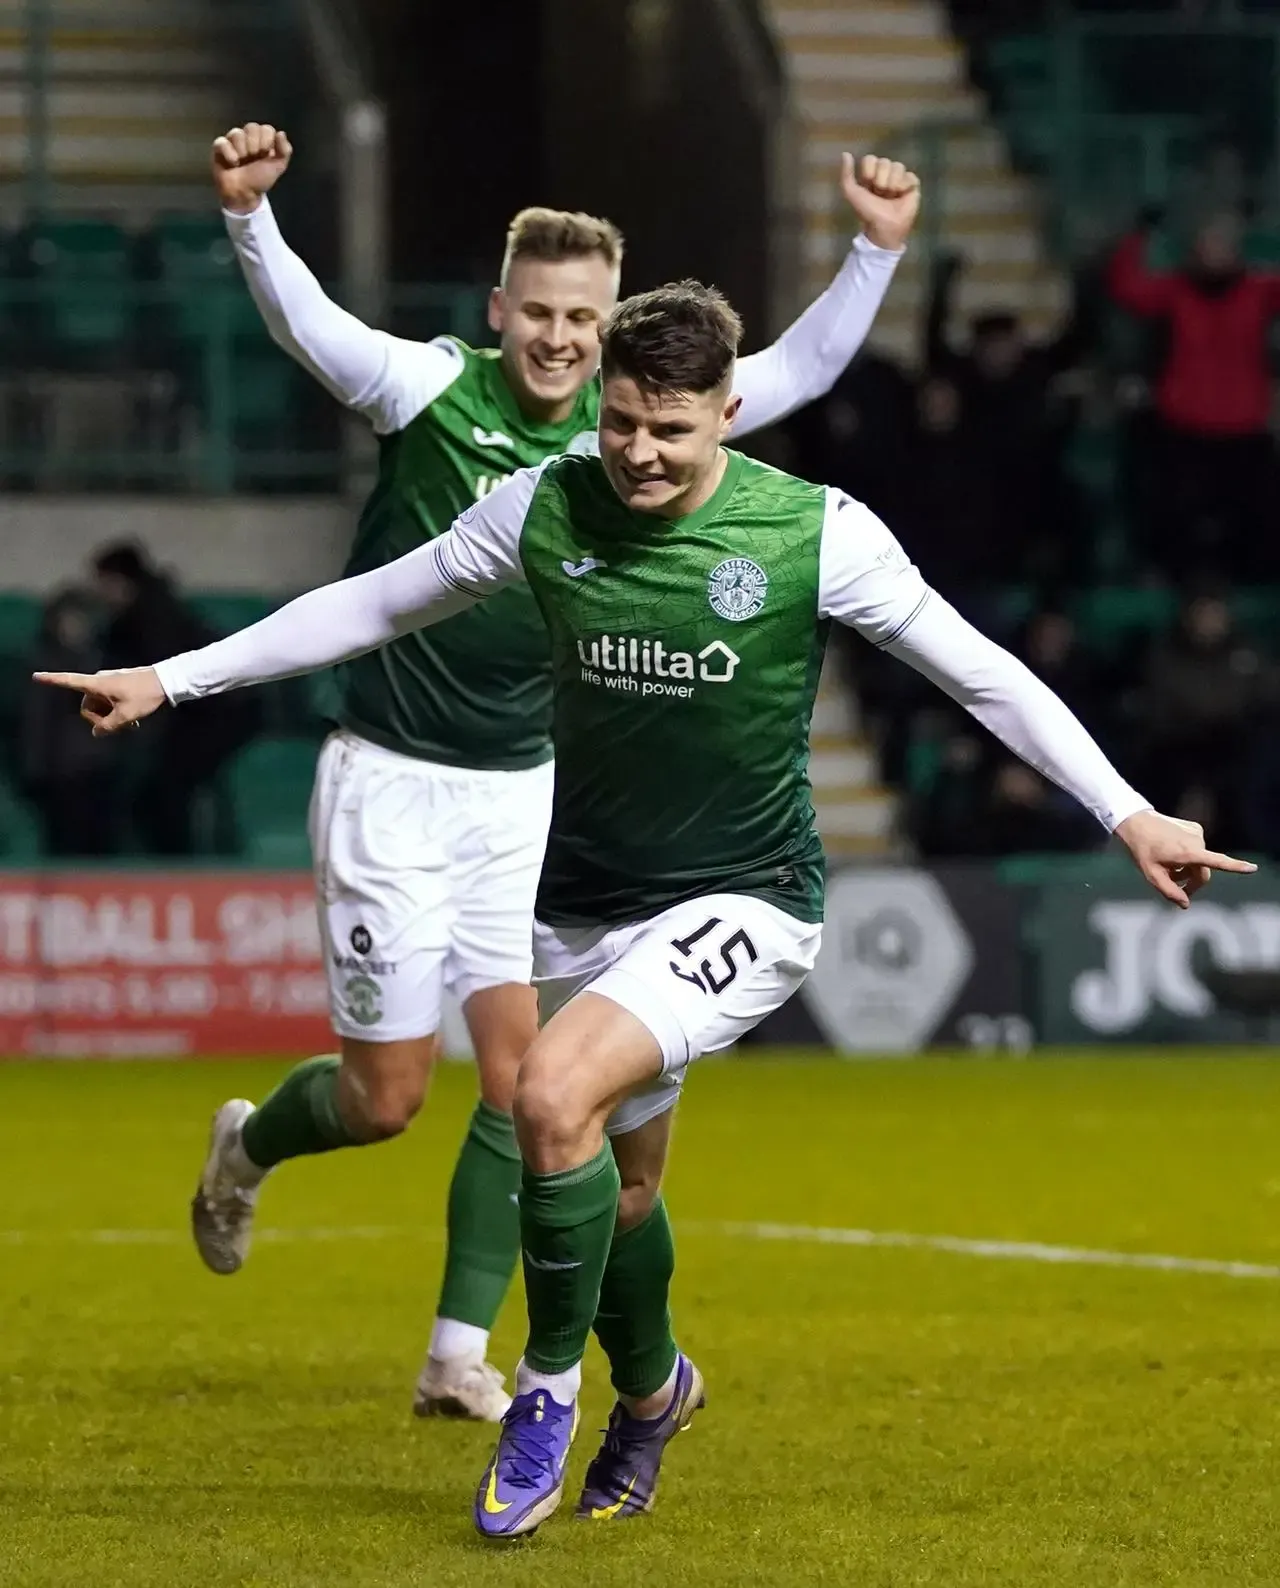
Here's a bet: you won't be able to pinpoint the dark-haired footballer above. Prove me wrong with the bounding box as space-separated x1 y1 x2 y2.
38 281 1254 1541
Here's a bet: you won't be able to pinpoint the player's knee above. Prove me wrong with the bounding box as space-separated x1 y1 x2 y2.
513 1055 598 1166
359 1086 424 1140
344 1071 428 1141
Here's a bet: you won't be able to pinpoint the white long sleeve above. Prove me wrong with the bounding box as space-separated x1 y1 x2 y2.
224 199 465 434
154 466 542 704
816 491 1151 832
730 234 903 434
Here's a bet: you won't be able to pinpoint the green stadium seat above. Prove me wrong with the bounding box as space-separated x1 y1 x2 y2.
0 594 42 655
189 593 279 636
1245 228 1280 267
1229 588 1280 644
225 736 317 864
28 219 134 361
231 351 299 448
1071 586 1178 654
148 213 263 346
0 769 43 860
0 600 42 770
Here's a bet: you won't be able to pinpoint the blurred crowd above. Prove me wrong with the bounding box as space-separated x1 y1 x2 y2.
18 544 259 857
788 205 1280 860
12 204 1280 863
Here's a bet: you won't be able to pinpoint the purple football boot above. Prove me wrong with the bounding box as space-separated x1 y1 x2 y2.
575 1354 705 1521
473 1387 579 1540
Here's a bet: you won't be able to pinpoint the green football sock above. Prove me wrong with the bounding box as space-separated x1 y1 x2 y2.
521 1143 621 1375
436 1100 522 1329
593 1196 679 1399
240 1054 361 1169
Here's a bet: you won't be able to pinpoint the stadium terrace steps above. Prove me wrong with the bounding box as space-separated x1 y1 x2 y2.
0 0 234 221
809 653 900 858
767 0 1066 366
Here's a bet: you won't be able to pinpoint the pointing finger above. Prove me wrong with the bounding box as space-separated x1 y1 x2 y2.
33 670 98 691
1195 850 1258 875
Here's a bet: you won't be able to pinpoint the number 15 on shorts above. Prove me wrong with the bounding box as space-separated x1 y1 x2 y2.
669 917 759 995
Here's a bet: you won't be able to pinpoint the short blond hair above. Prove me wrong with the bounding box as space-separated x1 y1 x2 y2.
500 206 625 285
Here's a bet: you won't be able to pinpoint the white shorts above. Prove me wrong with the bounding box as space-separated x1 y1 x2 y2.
533 893 822 1136
309 729 554 1043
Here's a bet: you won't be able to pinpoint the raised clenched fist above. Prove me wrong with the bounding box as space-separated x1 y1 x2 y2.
841 152 922 253
211 122 293 215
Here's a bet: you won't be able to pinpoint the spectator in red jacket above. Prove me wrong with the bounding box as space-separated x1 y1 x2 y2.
1110 210 1280 580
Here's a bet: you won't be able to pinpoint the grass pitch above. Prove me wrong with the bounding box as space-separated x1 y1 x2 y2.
2 1051 1278 1587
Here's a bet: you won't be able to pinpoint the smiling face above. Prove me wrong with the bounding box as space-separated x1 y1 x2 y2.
599 376 740 518
596 279 745 519
489 253 619 423
487 205 624 425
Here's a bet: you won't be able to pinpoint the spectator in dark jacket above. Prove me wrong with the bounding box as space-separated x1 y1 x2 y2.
1109 211 1280 580
926 252 1093 587
896 375 1010 615
1134 593 1267 846
92 542 261 854
969 762 1096 858
1014 610 1116 749
21 588 122 856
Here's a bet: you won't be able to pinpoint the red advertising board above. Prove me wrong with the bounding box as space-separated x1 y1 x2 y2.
0 872 331 1056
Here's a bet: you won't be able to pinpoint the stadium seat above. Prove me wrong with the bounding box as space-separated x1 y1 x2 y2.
224 736 317 865
0 598 42 770
189 593 279 636
26 219 135 366
0 593 43 655
1229 587 1280 643
146 213 264 351
0 768 43 860
1071 585 1178 654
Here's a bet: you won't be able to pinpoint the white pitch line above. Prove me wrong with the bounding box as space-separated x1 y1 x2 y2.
685 1221 1280 1281
1 1220 1277 1281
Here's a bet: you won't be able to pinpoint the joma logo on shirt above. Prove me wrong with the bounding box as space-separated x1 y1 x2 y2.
576 637 740 699
475 473 511 499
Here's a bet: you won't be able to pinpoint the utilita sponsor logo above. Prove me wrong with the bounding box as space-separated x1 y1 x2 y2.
576 637 739 699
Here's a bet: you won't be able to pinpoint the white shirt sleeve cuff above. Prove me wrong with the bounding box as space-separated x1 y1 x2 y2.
1104 790 1154 833
852 231 906 262
152 655 194 706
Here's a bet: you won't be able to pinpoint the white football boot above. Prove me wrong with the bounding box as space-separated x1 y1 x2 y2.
413 1352 512 1421
190 1098 264 1275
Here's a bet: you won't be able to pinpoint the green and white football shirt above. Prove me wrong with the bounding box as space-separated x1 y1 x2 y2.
226 198 907 771
157 450 1151 929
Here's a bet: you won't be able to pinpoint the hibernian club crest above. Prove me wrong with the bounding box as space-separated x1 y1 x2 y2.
707 557 768 622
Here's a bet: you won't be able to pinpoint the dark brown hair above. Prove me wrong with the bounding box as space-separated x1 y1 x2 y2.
600 280 743 397
501 207 624 283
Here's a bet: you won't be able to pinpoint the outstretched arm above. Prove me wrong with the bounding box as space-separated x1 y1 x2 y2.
1108 225 1175 319
33 466 544 731
817 490 1257 906
731 155 918 435
214 122 464 433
